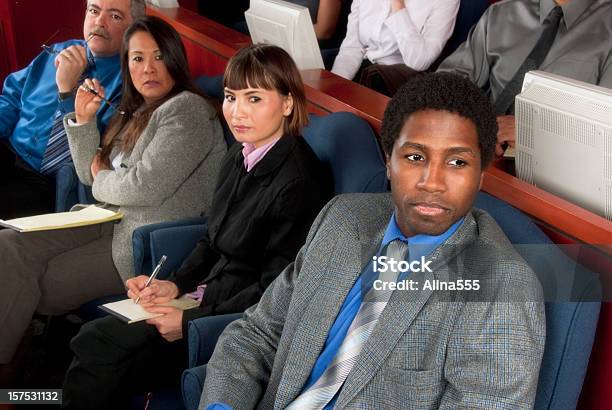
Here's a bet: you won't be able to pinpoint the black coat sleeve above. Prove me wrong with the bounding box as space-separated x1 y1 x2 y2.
169 230 221 295
182 176 324 326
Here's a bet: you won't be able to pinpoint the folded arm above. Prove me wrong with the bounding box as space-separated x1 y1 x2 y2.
331 0 365 80
385 0 460 71
314 0 343 40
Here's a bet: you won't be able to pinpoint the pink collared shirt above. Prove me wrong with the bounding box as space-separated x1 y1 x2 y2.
186 284 206 303
242 137 281 172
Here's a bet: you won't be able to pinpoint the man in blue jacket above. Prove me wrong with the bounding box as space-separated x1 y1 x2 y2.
0 0 145 219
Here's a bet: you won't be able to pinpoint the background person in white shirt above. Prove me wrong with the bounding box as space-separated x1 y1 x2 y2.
331 0 459 96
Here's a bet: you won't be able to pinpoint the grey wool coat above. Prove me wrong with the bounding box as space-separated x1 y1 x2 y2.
64 91 226 281
201 193 546 409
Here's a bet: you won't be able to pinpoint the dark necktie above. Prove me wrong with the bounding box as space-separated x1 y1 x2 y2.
494 6 564 115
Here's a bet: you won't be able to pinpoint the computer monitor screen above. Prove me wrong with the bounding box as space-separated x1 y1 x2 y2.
515 70 612 221
245 0 324 70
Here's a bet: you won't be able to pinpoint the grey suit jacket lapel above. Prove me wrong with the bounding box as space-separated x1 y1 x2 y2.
335 214 477 408
274 199 392 408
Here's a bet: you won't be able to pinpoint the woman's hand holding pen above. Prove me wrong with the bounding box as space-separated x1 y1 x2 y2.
75 78 104 125
126 275 183 341
125 275 180 308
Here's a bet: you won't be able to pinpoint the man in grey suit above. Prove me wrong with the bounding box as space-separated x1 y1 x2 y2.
437 0 612 157
200 72 546 409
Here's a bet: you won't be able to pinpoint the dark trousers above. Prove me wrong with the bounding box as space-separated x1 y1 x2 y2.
0 140 55 219
0 222 124 364
355 60 420 97
62 316 186 410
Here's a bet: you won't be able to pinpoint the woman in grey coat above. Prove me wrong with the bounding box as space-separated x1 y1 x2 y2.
0 17 226 367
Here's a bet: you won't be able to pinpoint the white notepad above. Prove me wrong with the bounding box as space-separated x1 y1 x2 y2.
0 205 122 232
99 296 200 324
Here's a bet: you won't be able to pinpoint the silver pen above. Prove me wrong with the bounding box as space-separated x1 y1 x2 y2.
134 255 168 304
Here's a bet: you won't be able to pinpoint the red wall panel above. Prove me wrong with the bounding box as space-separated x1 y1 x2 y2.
0 0 18 84
0 0 84 82
12 0 85 69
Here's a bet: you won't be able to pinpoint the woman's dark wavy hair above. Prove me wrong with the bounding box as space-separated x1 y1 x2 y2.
381 72 498 168
223 43 309 137
100 16 208 163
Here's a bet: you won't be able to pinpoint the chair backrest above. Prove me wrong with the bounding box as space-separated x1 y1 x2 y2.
303 112 387 194
475 192 601 410
196 74 224 102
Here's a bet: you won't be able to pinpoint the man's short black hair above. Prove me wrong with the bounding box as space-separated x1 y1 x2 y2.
381 72 498 168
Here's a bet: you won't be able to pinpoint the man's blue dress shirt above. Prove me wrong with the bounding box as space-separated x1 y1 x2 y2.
206 214 464 410
0 39 122 171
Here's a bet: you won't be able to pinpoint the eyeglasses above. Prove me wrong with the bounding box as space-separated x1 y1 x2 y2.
41 30 96 67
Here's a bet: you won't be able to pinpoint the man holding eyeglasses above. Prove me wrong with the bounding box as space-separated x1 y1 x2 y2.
0 0 145 219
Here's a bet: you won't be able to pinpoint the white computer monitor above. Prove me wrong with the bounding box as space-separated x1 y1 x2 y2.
245 0 324 70
146 0 178 8
515 70 612 221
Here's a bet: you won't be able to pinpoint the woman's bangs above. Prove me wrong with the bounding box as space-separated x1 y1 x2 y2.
224 56 277 91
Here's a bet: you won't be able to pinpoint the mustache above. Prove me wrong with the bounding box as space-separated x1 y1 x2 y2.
88 26 110 40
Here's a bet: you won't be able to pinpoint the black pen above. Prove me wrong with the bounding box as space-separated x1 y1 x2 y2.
134 255 167 304
80 83 126 115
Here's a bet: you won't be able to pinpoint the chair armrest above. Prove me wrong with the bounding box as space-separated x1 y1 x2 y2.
55 163 96 212
55 163 79 212
182 313 242 410
132 217 206 276
187 313 243 368
536 301 600 410
182 365 207 410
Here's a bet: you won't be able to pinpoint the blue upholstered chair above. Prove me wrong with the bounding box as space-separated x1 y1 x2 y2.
180 192 601 410
195 75 224 101
182 313 242 409
474 193 601 410
55 163 95 212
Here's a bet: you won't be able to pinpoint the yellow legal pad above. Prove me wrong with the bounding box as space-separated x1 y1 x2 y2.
0 205 123 232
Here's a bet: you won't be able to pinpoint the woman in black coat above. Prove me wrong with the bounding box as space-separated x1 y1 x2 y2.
62 44 330 409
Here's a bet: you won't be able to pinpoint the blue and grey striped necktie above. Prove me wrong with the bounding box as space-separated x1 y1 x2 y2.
40 67 91 175
40 108 73 175
287 239 409 409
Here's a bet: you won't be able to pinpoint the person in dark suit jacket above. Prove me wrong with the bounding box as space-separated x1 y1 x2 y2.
61 44 330 409
199 73 545 409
